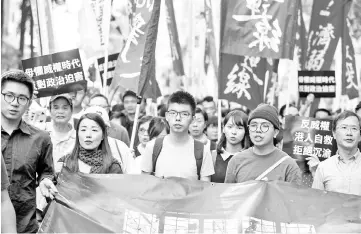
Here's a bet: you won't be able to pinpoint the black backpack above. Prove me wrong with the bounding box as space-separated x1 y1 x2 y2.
151 137 204 180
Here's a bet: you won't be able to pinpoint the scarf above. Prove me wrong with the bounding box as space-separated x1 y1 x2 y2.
78 147 104 173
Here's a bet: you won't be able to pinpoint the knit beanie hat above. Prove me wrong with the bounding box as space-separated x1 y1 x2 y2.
248 103 280 130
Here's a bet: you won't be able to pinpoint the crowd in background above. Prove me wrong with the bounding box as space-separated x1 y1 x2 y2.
1 70 361 233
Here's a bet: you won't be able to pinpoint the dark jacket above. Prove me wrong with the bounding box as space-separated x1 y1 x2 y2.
1 121 55 233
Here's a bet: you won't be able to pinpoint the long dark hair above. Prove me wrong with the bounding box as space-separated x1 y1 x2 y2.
66 113 114 173
148 117 170 140
216 110 251 154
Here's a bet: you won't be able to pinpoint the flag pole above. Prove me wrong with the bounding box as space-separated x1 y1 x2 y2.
217 99 222 142
102 0 112 97
130 97 141 149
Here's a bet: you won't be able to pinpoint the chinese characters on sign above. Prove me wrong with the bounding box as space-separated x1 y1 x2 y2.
298 70 336 98
97 52 119 86
221 0 298 59
283 116 336 162
22 49 86 98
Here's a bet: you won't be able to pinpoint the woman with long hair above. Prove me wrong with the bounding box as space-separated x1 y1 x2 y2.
211 110 251 183
148 117 170 141
63 113 122 174
134 116 153 157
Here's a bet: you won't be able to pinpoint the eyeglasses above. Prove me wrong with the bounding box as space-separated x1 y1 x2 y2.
337 125 360 134
167 110 191 119
249 123 272 133
2 93 30 105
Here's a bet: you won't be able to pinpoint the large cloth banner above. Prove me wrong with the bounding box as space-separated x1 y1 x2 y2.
218 54 272 110
39 168 361 233
221 0 298 59
22 49 87 98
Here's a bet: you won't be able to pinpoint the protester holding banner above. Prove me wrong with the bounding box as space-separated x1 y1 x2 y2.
190 108 216 151
1 70 58 233
211 110 251 183
141 91 214 181
62 112 122 174
225 104 302 185
88 93 130 145
312 111 361 196
134 115 153 157
46 94 76 173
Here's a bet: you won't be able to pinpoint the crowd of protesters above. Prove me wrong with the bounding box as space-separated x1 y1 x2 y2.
1 70 361 233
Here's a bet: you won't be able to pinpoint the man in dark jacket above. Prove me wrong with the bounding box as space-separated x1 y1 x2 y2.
1 70 57 233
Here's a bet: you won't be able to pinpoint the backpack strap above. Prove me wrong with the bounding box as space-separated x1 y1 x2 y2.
193 140 204 180
255 156 290 181
152 137 164 175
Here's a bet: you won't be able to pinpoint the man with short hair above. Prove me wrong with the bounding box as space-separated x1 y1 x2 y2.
189 108 216 151
201 96 217 118
113 90 139 138
141 91 214 181
88 93 130 146
225 103 301 185
312 111 361 196
1 70 57 233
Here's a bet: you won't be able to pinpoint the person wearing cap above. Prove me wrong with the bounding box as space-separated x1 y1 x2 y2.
225 103 302 185
81 106 136 174
1 70 57 233
46 94 76 173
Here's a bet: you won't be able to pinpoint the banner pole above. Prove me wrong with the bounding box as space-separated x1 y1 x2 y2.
218 99 222 142
103 49 109 96
130 102 141 149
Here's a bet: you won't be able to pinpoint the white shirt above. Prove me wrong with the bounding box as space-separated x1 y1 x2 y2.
141 135 214 180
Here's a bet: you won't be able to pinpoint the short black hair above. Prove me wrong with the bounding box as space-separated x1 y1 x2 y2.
202 96 214 103
195 107 208 122
122 90 137 102
313 108 331 118
167 91 196 114
333 110 361 132
157 104 167 117
1 70 34 98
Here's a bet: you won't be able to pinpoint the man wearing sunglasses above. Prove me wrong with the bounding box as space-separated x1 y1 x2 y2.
1 70 57 233
225 103 301 185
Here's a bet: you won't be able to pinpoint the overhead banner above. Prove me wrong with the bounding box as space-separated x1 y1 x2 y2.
283 115 337 163
218 53 272 110
305 0 348 71
97 52 120 87
342 1 359 99
298 71 336 98
264 59 279 108
221 0 298 59
165 0 185 76
22 49 87 98
39 168 361 233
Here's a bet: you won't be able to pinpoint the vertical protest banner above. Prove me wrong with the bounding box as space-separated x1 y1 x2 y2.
342 0 358 100
165 0 185 76
30 0 55 55
294 0 307 70
22 49 87 98
204 0 218 77
283 116 336 165
221 0 298 59
218 54 272 110
97 52 120 87
264 59 279 108
298 71 336 98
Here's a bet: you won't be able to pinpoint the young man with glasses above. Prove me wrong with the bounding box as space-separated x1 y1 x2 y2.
141 91 214 181
312 111 361 196
1 70 57 233
225 103 301 184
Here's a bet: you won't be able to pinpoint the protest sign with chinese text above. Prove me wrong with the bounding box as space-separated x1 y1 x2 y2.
218 53 272 110
22 49 87 98
342 0 358 100
298 71 336 98
97 52 119 87
165 0 185 76
221 0 298 59
283 116 336 166
111 0 161 100
305 0 348 71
